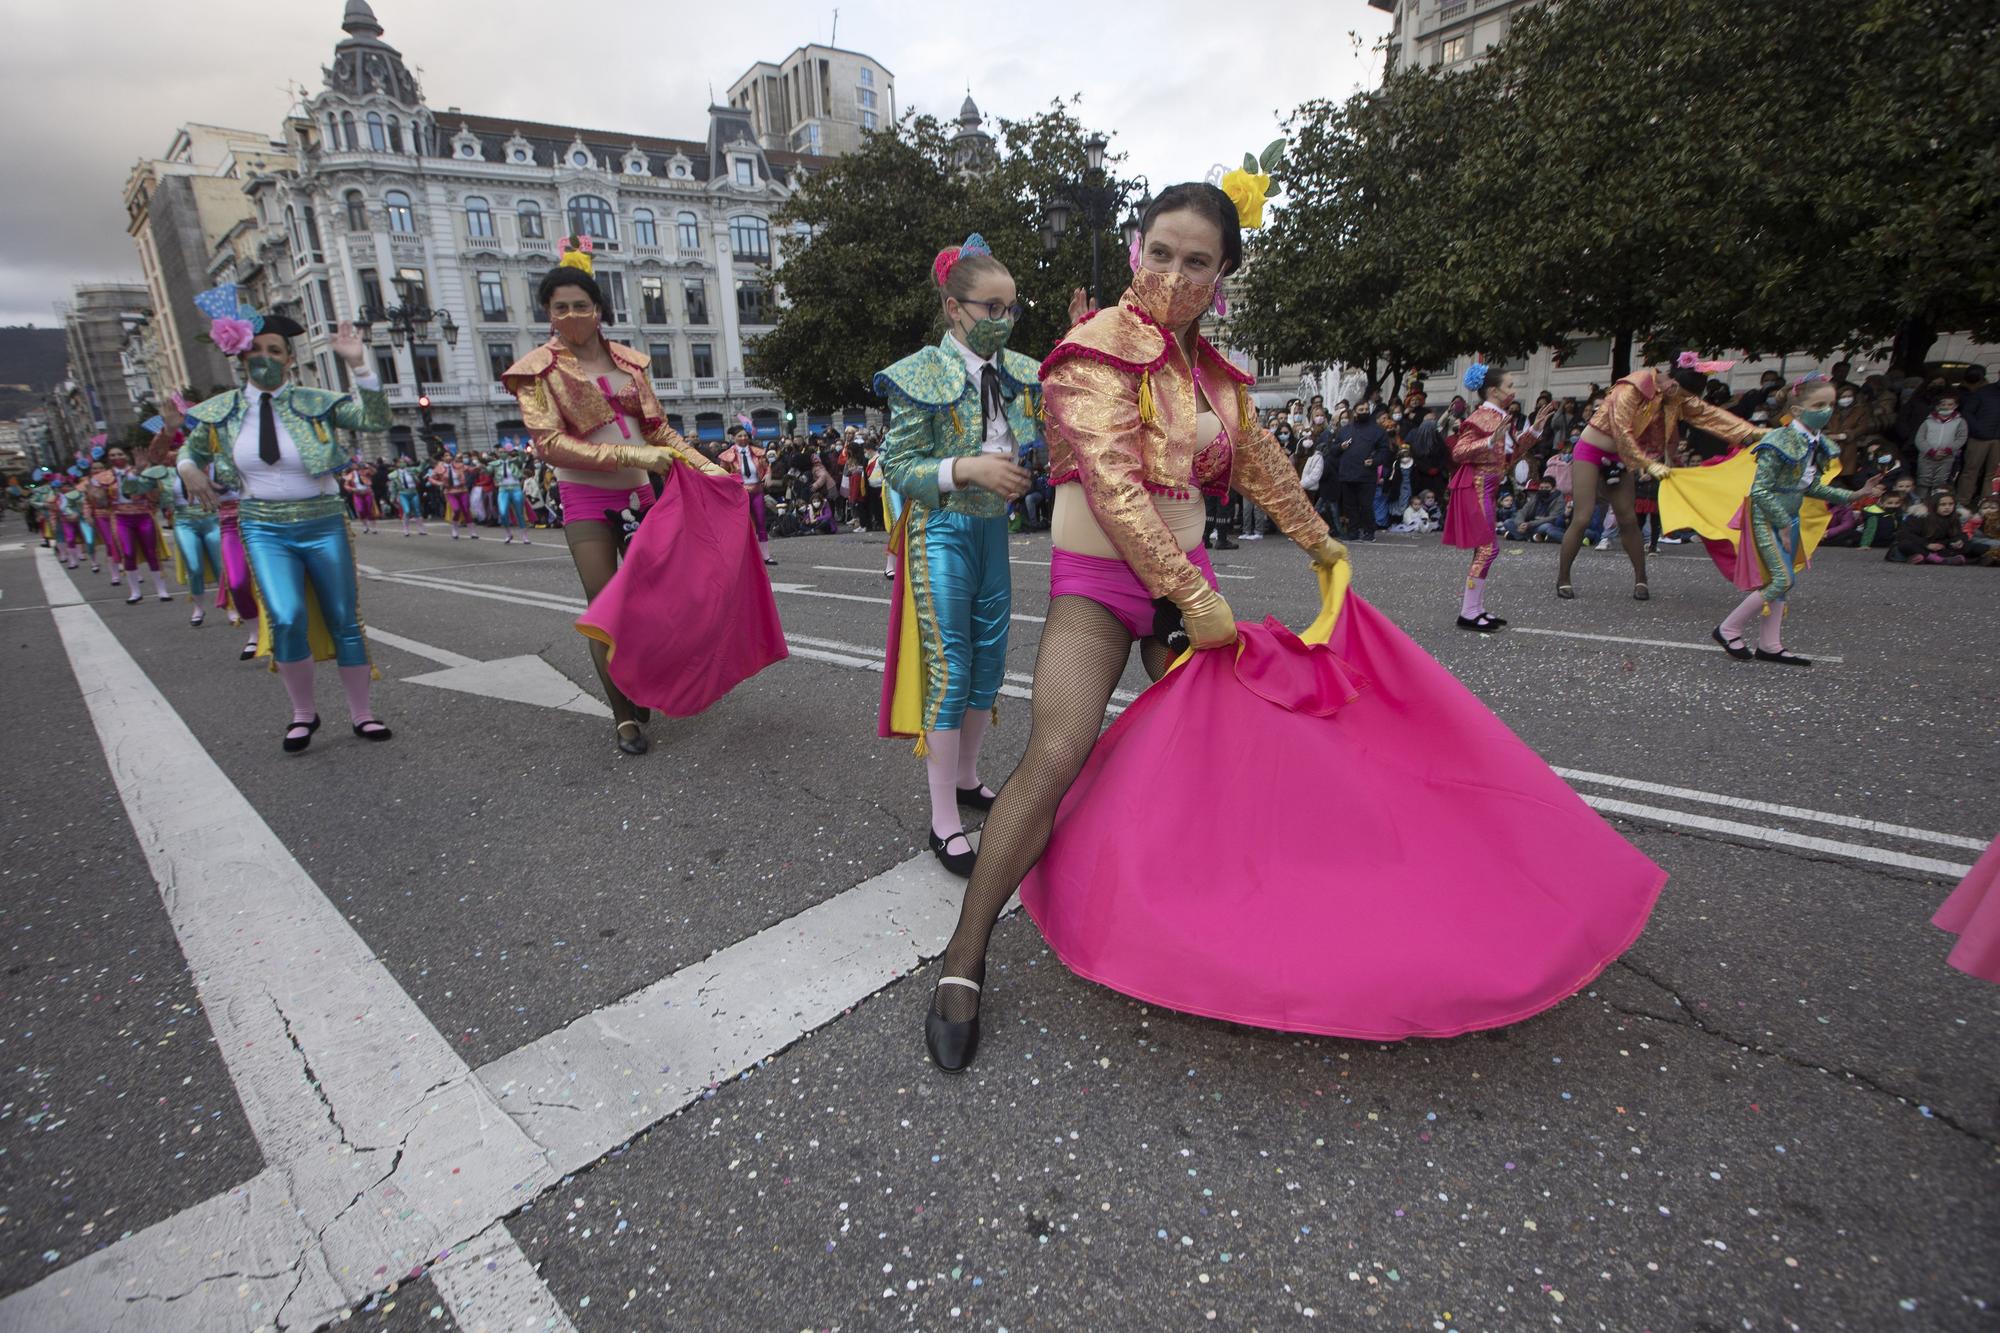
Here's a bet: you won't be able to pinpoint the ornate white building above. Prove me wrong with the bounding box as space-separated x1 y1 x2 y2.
221 1 831 460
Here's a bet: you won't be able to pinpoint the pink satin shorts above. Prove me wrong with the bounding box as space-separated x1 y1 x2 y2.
1049 546 1218 639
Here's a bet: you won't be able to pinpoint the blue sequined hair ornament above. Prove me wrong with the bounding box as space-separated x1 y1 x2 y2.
1462 362 1490 395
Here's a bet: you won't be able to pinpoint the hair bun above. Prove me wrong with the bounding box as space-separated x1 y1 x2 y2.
932 246 963 290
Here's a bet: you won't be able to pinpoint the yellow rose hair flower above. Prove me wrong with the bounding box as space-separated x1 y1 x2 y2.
1218 140 1287 231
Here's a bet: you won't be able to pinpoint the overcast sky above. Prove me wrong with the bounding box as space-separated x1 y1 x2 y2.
0 0 1390 327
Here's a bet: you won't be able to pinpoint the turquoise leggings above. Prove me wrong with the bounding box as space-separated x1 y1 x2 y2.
174 512 225 598
239 514 367 666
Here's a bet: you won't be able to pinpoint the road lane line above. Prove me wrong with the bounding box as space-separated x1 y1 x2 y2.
10 550 561 1332
367 625 480 669
785 632 1142 704
1557 768 1988 852
428 1222 579 1333
1509 625 1845 664
1579 795 1973 877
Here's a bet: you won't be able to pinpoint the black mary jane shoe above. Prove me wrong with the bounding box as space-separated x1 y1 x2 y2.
240 642 259 661
1482 614 1508 627
955 784 997 812
928 829 977 878
1555 584 1576 600
1456 614 1502 634
282 715 322 754
1754 648 1813 668
615 720 651 755
925 972 984 1074
352 720 394 741
1632 582 1651 601
1710 627 1753 661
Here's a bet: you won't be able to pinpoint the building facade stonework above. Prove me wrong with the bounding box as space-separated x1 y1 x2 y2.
228 1 834 460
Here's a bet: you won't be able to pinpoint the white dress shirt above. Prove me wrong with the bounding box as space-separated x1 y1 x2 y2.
230 375 380 501
936 335 1016 494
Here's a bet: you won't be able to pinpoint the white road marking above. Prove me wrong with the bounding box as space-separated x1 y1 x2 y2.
11 550 562 1331
1508 625 1846 664
786 632 1142 705
1580 795 1973 878
367 625 612 717
429 1222 579 1333
368 624 479 668
770 580 1048 624
1558 769 1989 852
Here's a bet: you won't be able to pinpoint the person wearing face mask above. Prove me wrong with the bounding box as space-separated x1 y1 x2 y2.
1445 363 1554 632
873 235 1042 878
504 238 771 757
1556 352 1763 601
918 181 1348 1073
175 286 392 750
1825 380 1881 483
1911 391 1967 494
90 445 172 602
1662 373 1883 667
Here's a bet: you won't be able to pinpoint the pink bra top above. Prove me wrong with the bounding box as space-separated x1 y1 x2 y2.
596 375 646 439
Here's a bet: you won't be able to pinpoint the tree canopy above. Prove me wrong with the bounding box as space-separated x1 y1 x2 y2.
1232 0 1999 385
750 101 1139 412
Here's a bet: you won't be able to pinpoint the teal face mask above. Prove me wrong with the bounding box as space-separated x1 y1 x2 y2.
959 316 1014 359
1794 405 1834 431
246 356 286 390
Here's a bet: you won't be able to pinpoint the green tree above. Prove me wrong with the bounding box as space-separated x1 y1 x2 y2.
751 101 1138 412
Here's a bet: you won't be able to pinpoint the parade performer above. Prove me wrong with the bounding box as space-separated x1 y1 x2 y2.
1443 363 1552 632
26 472 59 557
717 425 778 566
174 284 393 751
504 237 782 756
344 462 379 533
166 450 228 628
919 179 1347 1070
432 452 476 538
64 476 103 572
52 478 86 568
1661 373 1883 667
83 447 127 584
491 444 533 544
875 234 1040 876
1935 835 2000 985
96 444 173 603
1555 353 1761 601
388 456 428 536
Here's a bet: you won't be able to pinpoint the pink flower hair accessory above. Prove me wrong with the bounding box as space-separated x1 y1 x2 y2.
211 318 257 356
1676 350 1736 375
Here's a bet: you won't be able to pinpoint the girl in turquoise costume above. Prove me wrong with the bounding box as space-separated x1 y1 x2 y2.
173 285 394 752
875 236 1037 877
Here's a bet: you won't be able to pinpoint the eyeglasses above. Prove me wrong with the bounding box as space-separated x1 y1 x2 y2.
958 298 1024 322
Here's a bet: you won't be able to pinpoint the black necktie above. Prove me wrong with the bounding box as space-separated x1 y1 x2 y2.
979 364 1004 438
258 392 280 466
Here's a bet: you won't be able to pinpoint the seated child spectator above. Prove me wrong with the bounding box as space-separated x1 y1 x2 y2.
1890 491 1969 564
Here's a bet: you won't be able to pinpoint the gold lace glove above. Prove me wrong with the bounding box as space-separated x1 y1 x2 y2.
1175 584 1239 650
1309 536 1350 569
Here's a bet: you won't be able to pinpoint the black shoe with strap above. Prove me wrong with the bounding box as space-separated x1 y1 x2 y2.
925 968 985 1074
352 720 394 741
1455 614 1502 634
282 715 321 754
1711 626 1753 660
615 720 650 755
929 829 977 877
1754 647 1812 667
955 784 997 811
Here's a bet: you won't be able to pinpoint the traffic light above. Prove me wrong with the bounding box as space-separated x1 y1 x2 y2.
417 394 432 411
784 410 795 424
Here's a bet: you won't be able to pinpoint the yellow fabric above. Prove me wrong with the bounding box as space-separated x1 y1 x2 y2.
884 508 928 746
1660 454 1832 579
1173 560 1352 673
252 574 340 667
166 522 191 589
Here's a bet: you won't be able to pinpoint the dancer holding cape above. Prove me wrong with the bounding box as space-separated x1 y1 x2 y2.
921 176 1667 1074
875 235 1040 877
503 237 785 755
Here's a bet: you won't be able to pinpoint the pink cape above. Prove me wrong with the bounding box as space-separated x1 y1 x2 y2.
1934 835 2000 983
576 464 787 716
1019 585 1666 1041
1441 465 1494 549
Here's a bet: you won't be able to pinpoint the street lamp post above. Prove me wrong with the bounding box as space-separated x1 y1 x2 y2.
355 298 459 458
1041 133 1149 310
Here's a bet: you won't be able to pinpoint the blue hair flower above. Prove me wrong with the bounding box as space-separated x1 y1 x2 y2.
1462 363 1489 394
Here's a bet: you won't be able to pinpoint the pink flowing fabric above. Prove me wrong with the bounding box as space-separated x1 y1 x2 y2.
577 464 787 716
1933 835 2000 983
1703 502 1768 591
1020 593 1666 1041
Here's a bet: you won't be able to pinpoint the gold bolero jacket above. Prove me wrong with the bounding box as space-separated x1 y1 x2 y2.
501 338 722 476
1586 369 1761 471
1040 293 1328 604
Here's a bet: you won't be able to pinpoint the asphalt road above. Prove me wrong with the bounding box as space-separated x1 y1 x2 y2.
0 515 1993 1333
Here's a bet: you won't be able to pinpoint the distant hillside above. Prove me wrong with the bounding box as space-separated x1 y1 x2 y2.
0 327 72 421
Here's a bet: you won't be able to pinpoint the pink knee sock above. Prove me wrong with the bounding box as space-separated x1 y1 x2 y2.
1757 602 1787 653
275 658 317 723
955 708 992 791
1718 591 1764 645
923 730 963 841
339 664 377 726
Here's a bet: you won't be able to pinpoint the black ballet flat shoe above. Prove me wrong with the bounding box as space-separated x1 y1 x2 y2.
1710 627 1753 660
282 715 321 754
955 785 997 811
925 974 984 1074
615 720 650 755
1483 614 1508 627
1754 648 1812 668
240 642 259 661
928 830 977 878
1555 584 1576 600
1456 615 1502 634
352 720 394 741
1632 583 1651 601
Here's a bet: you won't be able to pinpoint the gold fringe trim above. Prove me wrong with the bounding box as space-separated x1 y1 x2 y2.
1137 372 1155 425
912 733 930 759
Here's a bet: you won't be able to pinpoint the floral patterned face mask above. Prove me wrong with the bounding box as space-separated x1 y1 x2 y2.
1129 266 1216 331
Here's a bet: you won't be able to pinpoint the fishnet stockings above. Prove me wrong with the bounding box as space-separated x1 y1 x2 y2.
1555 460 1648 588
565 520 640 726
932 595 1172 1021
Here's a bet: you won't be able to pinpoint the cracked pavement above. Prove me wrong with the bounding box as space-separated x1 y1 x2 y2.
2 524 1994 1330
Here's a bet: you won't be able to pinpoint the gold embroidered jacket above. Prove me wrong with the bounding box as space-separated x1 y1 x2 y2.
1041 294 1328 603
501 338 723 476
1587 370 1762 471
